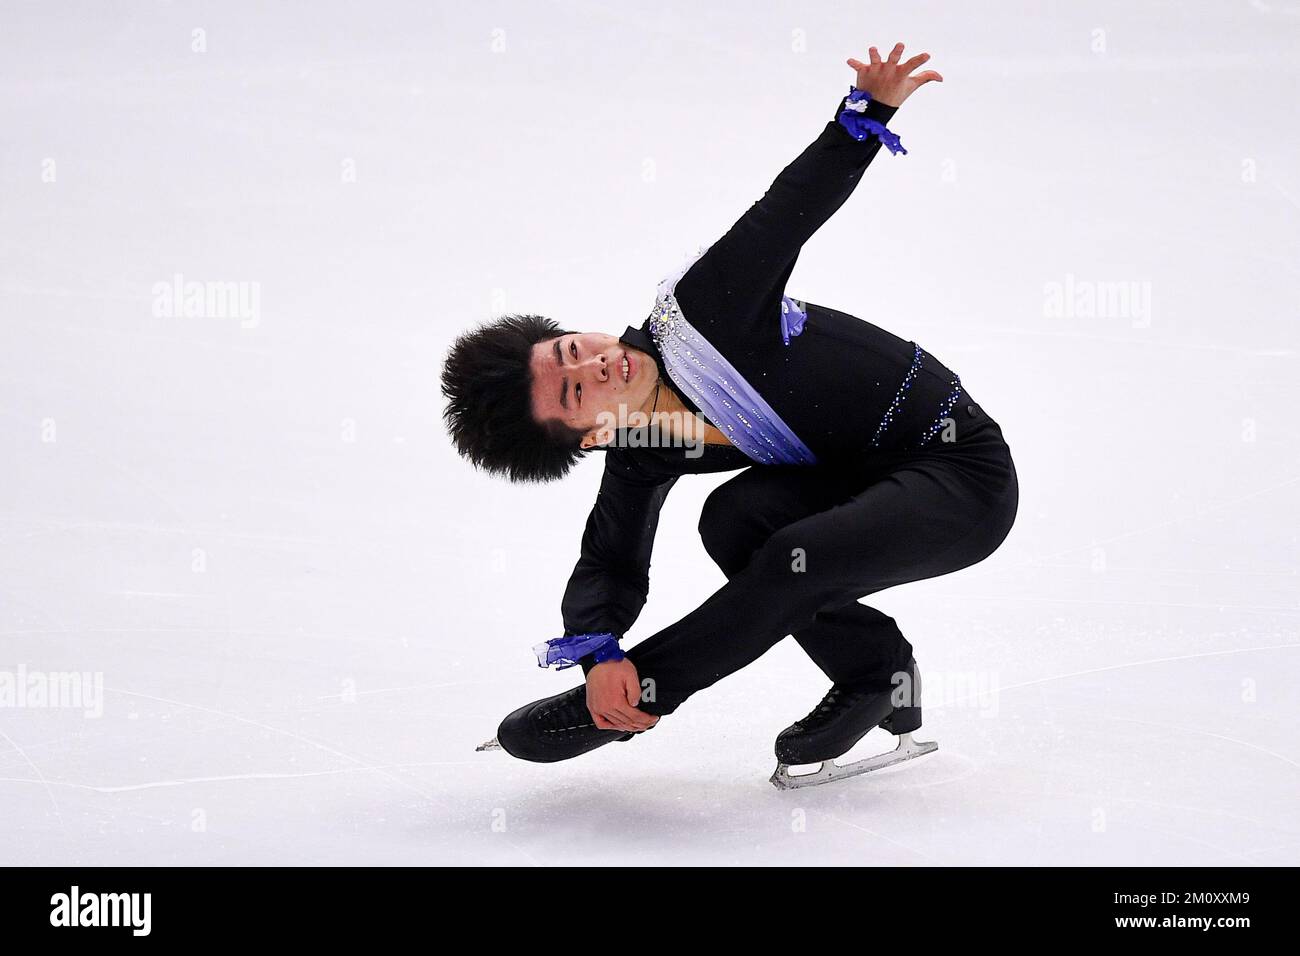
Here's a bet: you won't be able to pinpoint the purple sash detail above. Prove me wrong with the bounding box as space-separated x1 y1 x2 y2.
648 287 818 467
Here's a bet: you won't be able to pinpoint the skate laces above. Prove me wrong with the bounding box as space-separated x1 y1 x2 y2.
803 685 866 726
538 690 595 735
816 688 844 715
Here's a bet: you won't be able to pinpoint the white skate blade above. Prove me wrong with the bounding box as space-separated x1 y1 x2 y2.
769 732 938 791
475 737 501 752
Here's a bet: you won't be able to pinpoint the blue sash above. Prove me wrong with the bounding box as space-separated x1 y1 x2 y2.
648 285 818 467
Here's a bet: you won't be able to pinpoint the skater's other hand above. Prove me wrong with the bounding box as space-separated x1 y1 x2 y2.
846 42 942 107
587 659 658 733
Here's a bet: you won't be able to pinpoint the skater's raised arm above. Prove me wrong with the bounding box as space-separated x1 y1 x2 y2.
676 43 942 324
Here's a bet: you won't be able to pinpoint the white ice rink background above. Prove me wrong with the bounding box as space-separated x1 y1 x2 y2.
2 1 1297 865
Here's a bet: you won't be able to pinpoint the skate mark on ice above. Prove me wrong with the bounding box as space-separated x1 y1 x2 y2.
0 762 478 794
314 678 494 701
982 787 1300 842
995 473 1300 568
0 512 329 548
958 595 1300 614
1137 821 1260 865
101 686 449 803
0 728 67 834
931 643 1300 711
100 687 544 864
0 578 75 836
986 324 1297 357
1242 839 1300 859
1108 716 1300 770
1021 562 1300 579
821 812 942 864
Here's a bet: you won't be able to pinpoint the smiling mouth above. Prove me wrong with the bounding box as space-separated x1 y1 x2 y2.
621 353 631 383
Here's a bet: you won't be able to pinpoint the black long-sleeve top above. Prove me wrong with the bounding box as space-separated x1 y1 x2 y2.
559 90 968 663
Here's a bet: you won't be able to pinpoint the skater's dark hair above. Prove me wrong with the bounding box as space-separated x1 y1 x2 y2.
440 313 592 483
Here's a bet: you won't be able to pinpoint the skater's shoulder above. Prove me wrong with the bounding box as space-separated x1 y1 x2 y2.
602 444 676 484
603 442 750 483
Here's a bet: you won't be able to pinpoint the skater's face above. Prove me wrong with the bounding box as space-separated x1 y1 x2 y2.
530 332 659 449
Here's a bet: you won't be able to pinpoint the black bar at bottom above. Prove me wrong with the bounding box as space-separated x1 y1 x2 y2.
0 866 1287 941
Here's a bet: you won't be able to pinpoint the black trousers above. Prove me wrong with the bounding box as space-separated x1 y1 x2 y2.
625 397 1019 716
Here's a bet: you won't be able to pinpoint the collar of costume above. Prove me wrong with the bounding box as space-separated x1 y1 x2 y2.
641 248 818 467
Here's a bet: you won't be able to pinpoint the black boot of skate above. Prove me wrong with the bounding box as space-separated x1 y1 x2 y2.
770 657 936 790
480 685 646 763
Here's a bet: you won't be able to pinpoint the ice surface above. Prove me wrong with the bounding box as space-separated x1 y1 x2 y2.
1 1 1297 865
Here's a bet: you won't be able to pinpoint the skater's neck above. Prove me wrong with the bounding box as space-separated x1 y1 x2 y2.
651 380 734 447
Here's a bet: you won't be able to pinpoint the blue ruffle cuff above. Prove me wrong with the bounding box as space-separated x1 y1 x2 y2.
837 87 907 155
533 632 625 670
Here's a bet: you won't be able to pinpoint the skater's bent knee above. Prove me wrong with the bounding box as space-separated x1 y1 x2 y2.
698 492 762 574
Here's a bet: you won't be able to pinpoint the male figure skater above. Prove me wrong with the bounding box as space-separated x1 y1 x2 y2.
440 43 1019 787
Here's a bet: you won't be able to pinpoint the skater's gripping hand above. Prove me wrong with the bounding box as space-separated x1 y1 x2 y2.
587 659 659 733
846 42 943 108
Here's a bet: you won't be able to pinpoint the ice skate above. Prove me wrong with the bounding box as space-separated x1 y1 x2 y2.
770 732 938 790
478 684 647 763
770 657 937 790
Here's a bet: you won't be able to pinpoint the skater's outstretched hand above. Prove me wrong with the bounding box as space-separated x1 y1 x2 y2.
846 42 943 107
587 659 658 733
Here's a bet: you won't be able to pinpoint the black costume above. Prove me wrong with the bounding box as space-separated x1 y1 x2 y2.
551 90 1019 723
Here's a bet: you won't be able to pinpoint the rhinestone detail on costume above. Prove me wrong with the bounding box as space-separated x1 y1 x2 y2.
919 372 963 448
648 292 818 467
871 342 965 450
870 342 922 448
